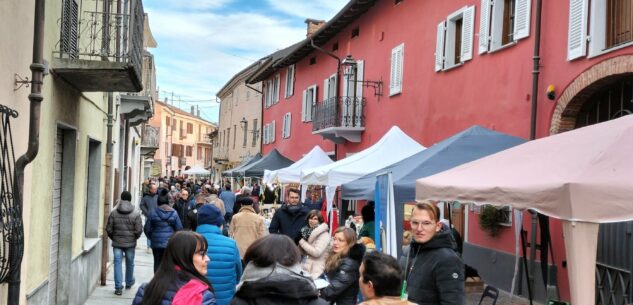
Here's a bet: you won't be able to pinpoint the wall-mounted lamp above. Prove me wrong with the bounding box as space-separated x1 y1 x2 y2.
239 117 248 130
341 55 383 97
546 85 556 100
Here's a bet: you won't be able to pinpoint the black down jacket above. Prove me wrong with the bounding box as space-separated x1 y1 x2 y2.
106 200 142 248
268 204 310 242
321 243 365 305
404 229 465 305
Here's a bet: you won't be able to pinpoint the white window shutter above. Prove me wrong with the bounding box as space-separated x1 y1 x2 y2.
435 21 446 72
479 0 491 54
390 44 403 95
567 0 588 60
390 49 397 93
356 60 364 99
396 46 403 93
286 112 292 138
263 124 268 144
513 0 531 40
323 78 330 100
271 120 276 143
301 89 307 122
461 6 475 62
308 86 316 121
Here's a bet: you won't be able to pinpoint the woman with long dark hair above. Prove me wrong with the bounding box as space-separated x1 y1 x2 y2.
298 210 330 279
132 231 216 305
321 227 365 305
231 234 327 305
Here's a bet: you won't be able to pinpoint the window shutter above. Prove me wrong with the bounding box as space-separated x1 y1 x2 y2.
479 0 491 54
461 6 475 62
513 0 531 40
286 113 291 138
567 0 588 60
274 74 280 103
309 85 316 122
390 44 403 95
435 21 446 72
271 120 276 143
323 78 330 100
356 60 364 99
302 89 307 122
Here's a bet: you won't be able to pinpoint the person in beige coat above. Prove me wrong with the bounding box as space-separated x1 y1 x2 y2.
298 210 331 279
229 199 268 258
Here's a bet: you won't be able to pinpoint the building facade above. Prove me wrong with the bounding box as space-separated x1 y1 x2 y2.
148 101 216 178
248 0 633 303
214 62 263 180
1 0 153 304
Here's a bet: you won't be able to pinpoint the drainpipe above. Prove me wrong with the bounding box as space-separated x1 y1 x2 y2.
9 0 46 304
310 39 340 161
526 2 543 304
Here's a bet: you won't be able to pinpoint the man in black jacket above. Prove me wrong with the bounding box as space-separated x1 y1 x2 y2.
404 202 464 305
106 191 143 295
269 188 309 243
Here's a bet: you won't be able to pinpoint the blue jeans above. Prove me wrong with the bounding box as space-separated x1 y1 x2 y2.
113 247 135 290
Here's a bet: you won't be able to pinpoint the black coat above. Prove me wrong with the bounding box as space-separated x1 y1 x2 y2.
231 270 327 305
268 204 310 242
404 229 465 305
106 200 142 248
321 244 365 305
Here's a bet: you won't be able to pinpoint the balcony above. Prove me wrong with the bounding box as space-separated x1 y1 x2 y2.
140 125 159 157
119 93 153 126
51 0 144 92
312 96 365 143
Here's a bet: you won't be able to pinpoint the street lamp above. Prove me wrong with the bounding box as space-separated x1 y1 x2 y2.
340 55 383 97
239 117 248 130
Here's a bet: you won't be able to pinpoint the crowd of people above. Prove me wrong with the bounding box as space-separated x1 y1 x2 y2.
105 176 466 305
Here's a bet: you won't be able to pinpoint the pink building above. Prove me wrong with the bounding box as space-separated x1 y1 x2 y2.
247 0 633 302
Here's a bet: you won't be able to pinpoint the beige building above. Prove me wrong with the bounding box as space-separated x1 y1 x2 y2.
214 61 264 180
1 0 154 304
148 101 216 177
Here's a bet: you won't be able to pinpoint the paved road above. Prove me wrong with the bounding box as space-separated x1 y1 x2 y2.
84 235 153 305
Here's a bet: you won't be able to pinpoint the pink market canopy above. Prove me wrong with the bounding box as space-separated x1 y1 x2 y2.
415 115 633 223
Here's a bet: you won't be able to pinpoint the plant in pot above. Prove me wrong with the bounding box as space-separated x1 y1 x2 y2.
479 205 506 237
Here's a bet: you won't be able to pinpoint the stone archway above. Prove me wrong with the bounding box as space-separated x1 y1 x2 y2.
549 55 633 135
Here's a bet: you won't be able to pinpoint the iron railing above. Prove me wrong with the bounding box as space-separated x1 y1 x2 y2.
0 105 20 283
56 0 144 76
141 125 159 148
312 96 366 132
596 263 632 305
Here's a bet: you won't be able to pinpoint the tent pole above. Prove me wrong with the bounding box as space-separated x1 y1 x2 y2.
521 224 534 305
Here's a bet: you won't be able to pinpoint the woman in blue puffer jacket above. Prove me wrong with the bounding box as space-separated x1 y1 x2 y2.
145 189 183 272
132 231 216 305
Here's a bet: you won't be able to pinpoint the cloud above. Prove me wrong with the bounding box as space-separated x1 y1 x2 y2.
154 0 235 11
265 0 348 20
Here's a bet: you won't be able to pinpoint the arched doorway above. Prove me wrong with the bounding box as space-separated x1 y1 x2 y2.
551 56 633 305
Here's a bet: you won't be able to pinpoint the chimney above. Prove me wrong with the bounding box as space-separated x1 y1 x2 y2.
190 106 195 115
197 107 200 117
305 19 325 37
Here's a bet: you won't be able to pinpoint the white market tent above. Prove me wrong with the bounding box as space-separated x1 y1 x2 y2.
182 166 210 175
264 145 333 184
301 126 425 211
415 115 633 305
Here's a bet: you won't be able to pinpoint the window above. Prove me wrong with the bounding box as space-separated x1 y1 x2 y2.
198 125 201 141
282 113 292 139
186 146 193 157
172 119 177 131
270 120 276 143
395 0 404 4
172 144 184 157
479 0 530 54
302 85 317 122
263 124 268 144
435 6 475 71
571 0 633 60
352 26 360 38
242 121 248 148
323 74 337 100
187 123 193 134
226 128 230 147
273 74 280 104
332 42 339 51
263 122 275 144
285 65 295 98
310 57 317 65
343 60 364 98
233 124 237 149
252 119 258 147
60 0 79 58
390 43 404 95
197 146 202 160
166 117 171 129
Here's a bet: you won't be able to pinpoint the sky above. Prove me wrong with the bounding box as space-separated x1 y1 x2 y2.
143 0 348 123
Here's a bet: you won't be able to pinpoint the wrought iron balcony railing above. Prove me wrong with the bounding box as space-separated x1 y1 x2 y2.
53 0 144 92
312 96 366 132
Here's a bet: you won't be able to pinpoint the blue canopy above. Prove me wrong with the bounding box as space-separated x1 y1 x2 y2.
342 125 526 202
342 125 526 257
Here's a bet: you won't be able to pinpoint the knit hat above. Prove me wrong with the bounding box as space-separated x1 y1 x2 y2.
197 204 224 227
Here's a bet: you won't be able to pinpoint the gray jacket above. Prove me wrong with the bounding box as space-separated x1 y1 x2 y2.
106 200 143 248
